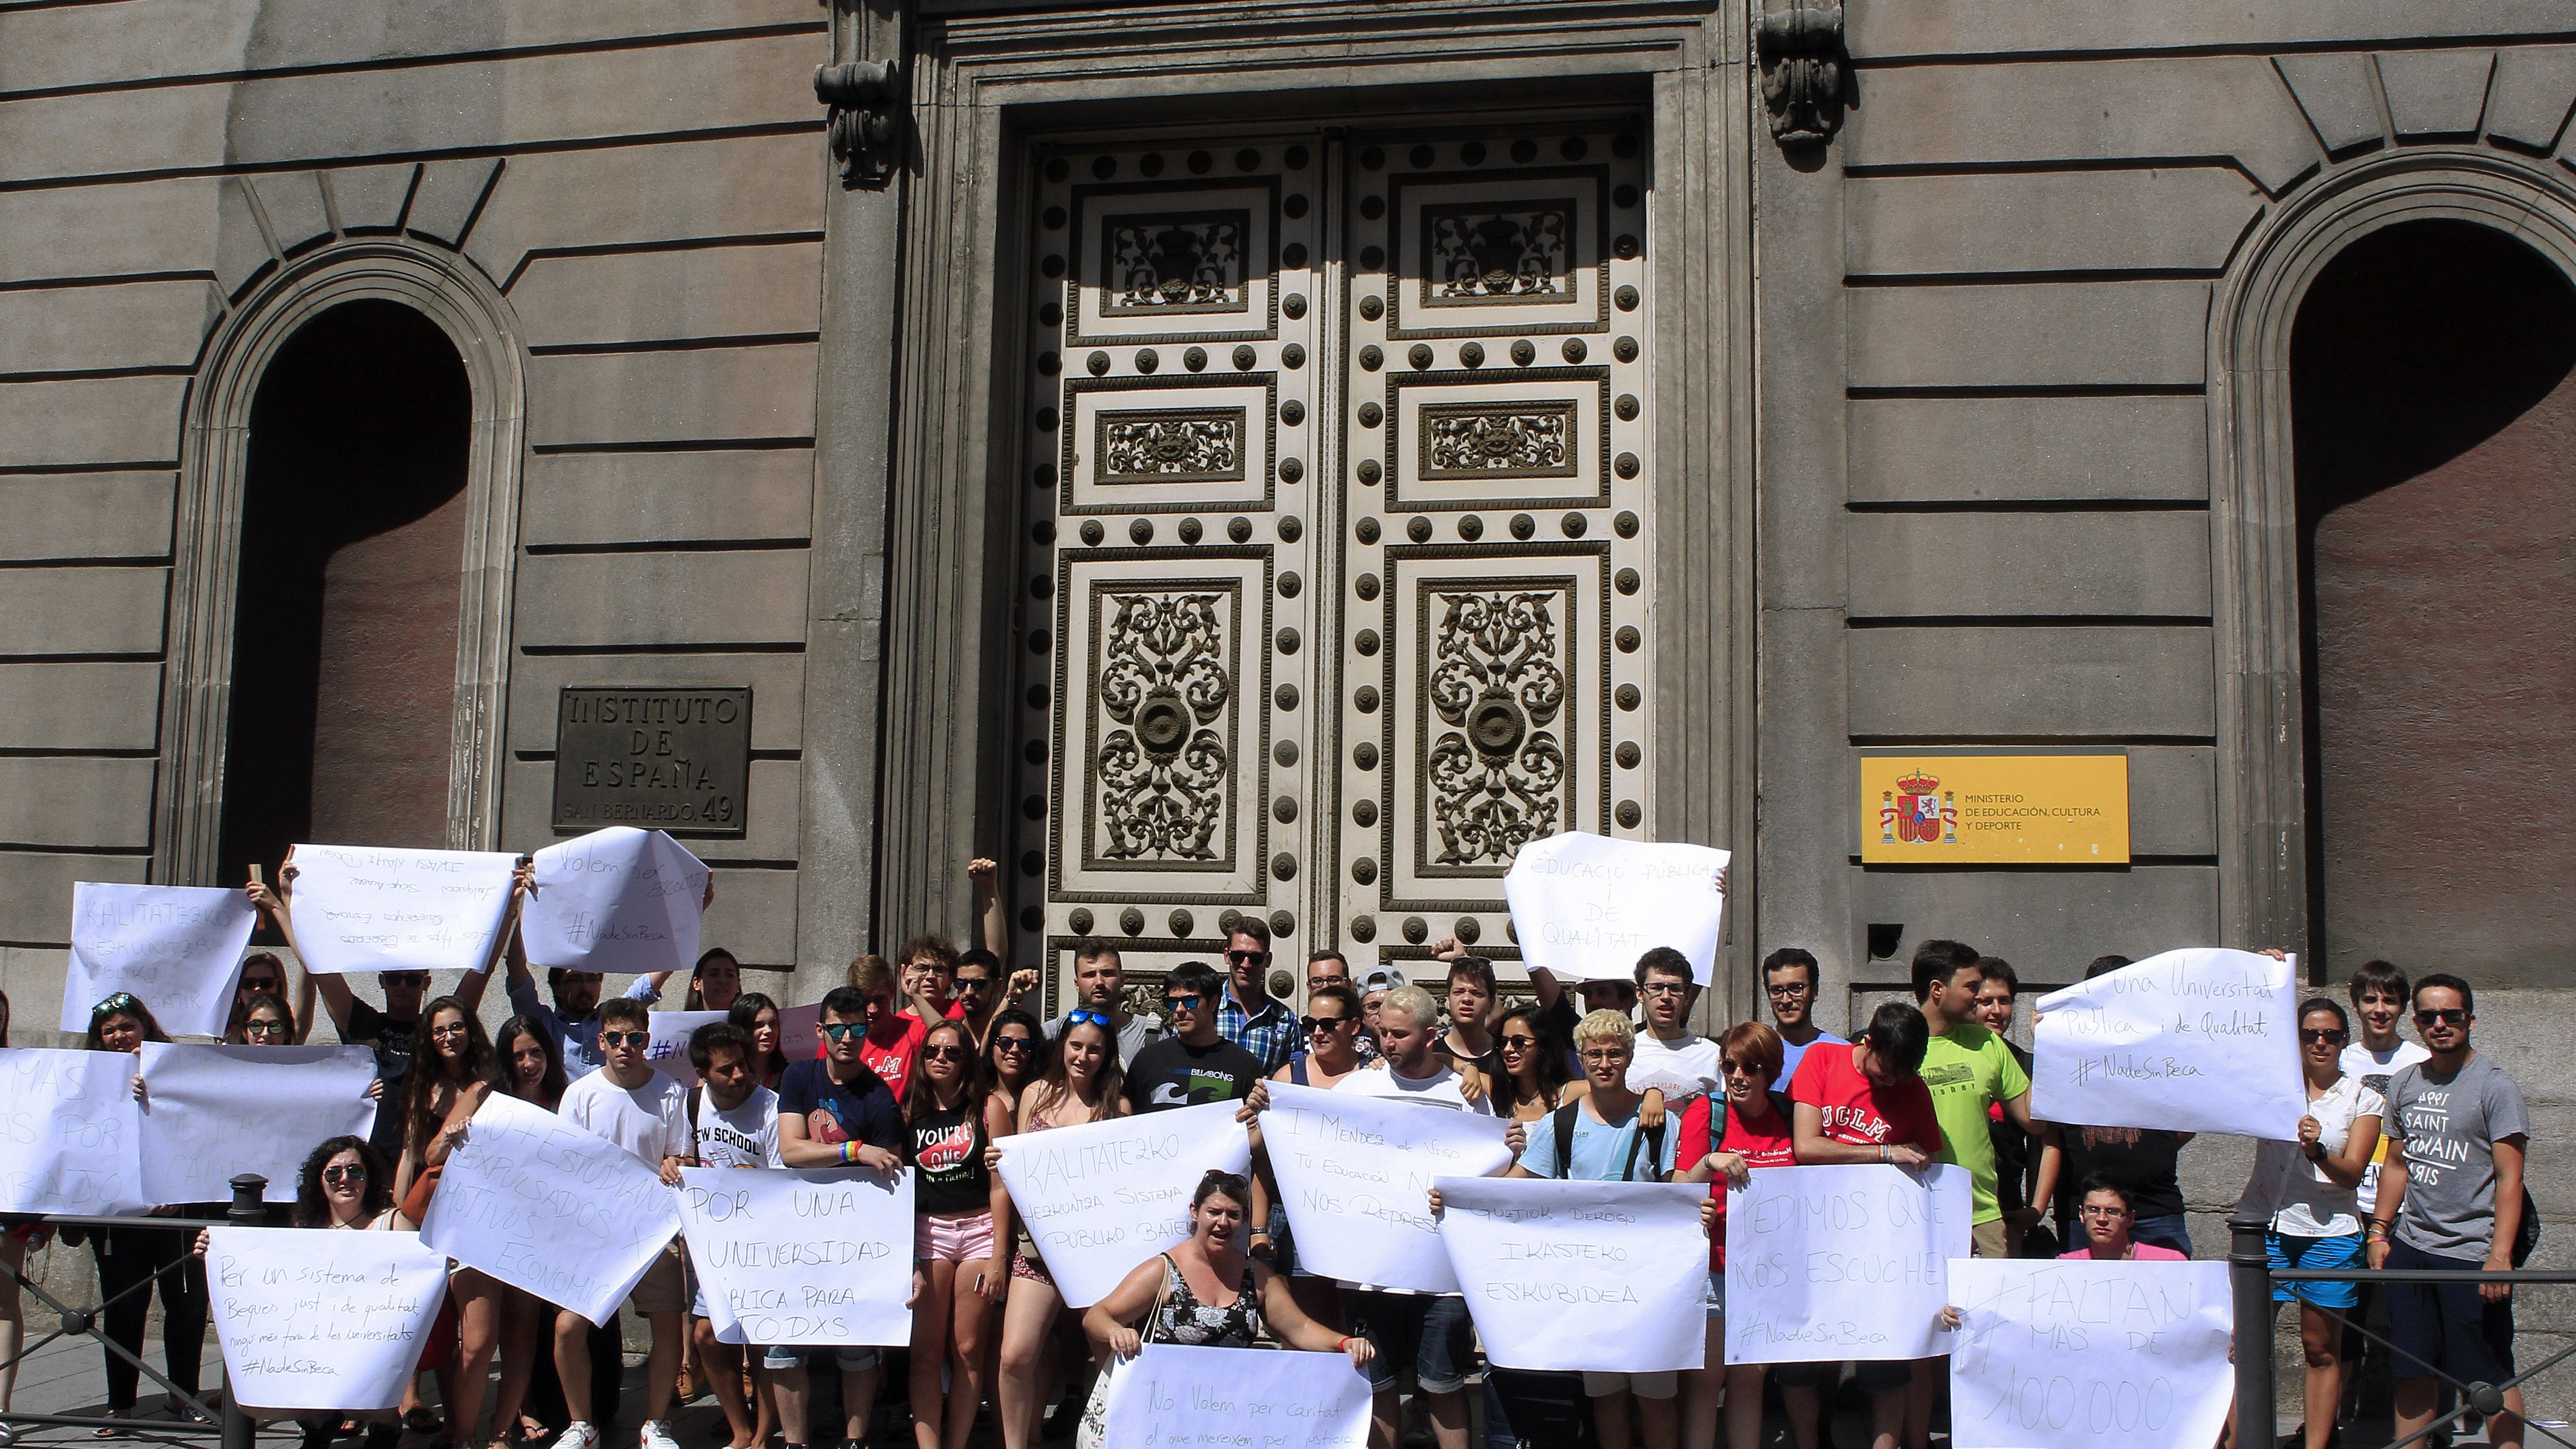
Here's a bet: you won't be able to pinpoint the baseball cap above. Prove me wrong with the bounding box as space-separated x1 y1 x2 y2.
1361 966 1407 993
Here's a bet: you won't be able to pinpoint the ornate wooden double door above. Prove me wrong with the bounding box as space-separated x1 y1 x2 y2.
1008 118 1658 1002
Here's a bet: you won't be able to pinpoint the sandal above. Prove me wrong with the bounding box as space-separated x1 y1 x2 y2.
405 1409 444 1435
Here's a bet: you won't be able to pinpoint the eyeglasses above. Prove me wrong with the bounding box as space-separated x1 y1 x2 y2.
2299 1028 2348 1044
1579 1050 1630 1065
1064 1010 1113 1029
430 1023 471 1040
993 1035 1037 1054
2414 1008 2469 1029
603 1031 650 1049
2078 1204 2131 1220
1306 975 1346 992
321 1164 368 1185
1300 1015 1352 1034
1641 981 1692 997
1765 982 1814 999
1165 992 1205 1010
1225 950 1268 966
820 1022 865 1041
245 1020 291 1042
923 1044 969 1062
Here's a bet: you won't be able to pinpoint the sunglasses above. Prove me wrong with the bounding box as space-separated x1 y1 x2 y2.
603 1031 650 1049
1719 1059 1762 1075
923 1044 970 1062
95 992 141 1015
1165 993 1205 1010
1224 950 1267 966
2299 1028 2348 1044
1500 1033 1539 1050
238 978 280 993
821 1022 866 1041
954 977 991 993
993 1035 1037 1053
1300 1015 1352 1034
1064 1010 1113 1029
2414 1008 2468 1028
245 1020 291 1042
322 1164 368 1185
384 974 431 988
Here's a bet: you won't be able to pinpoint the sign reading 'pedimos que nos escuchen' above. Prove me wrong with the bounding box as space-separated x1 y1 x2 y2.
552 688 751 839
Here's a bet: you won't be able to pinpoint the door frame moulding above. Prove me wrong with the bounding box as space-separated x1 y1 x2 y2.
873 2 1756 986
2207 148 2576 960
157 240 529 885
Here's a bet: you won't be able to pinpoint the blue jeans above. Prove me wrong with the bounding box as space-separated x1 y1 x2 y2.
2131 1213 2193 1257
1349 1292 1474 1396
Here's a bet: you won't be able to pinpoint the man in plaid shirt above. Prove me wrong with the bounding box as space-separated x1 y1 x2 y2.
1217 915 1297 1072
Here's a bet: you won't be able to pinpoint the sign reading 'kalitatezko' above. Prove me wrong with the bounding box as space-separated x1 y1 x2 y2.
552 688 751 839
1859 754 2129 864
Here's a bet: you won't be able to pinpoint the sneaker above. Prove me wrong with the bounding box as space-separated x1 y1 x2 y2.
551 1424 600 1449
638 1423 679 1449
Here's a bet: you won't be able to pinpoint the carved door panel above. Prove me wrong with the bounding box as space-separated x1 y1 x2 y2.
1011 123 1653 1004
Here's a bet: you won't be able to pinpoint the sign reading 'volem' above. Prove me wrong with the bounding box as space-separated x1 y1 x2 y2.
553 688 751 839
1859 753 2129 864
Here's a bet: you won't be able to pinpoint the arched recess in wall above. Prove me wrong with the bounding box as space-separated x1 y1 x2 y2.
160 243 527 886
2209 151 2576 978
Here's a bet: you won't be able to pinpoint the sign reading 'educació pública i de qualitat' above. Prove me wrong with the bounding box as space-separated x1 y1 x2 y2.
1859 754 2129 864
553 687 751 839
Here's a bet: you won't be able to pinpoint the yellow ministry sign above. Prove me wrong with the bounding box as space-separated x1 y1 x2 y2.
1860 755 2130 864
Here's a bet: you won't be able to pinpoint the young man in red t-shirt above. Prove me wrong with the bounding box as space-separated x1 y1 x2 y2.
848 955 927 1103
1783 1001 1944 1449
1676 1020 1799 1449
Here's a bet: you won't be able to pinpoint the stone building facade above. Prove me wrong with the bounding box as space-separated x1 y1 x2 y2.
1 0 2569 1345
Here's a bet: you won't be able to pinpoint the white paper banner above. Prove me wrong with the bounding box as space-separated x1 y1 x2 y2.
1434 1176 1707 1374
777 1002 822 1066
992 1101 1252 1309
64 882 258 1038
1502 832 1730 983
138 1043 379 1204
1947 1259 2235 1449
1261 1082 1513 1294
524 828 709 979
676 1166 913 1346
1722 1163 1972 1364
204 1226 452 1412
1102 1344 1374 1449
0 1048 146 1214
419 1091 682 1324
2032 948 2303 1141
645 1011 728 1088
289 844 521 977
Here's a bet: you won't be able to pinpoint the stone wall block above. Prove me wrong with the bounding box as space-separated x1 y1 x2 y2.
1847 280 2210 389
2487 45 2576 151
0 567 169 655
511 241 823 347
2126 745 2217 856
1849 396 2209 504
501 756 800 860
1848 625 2216 738
0 376 188 470
701 867 797 966
0 279 221 377
253 170 334 255
521 450 814 548
1847 511 2212 619
526 344 818 447
1845 867 2220 991
324 162 421 234
2274 52 2388 154
464 133 823 287
513 549 810 649
0 473 176 561
0 662 163 752
0 758 157 850
216 176 280 302
1846 169 2264 277
2377 48 2497 140
405 157 504 247
0 178 223 286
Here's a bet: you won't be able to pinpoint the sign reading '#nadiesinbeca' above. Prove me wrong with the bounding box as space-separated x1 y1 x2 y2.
1859 754 2130 864
552 688 751 839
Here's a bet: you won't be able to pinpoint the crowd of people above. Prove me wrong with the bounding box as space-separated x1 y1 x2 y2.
0 855 2535 1449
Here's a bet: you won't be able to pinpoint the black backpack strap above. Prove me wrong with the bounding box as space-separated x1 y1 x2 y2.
1621 1116 1671 1183
1551 1104 1580 1179
686 1084 704 1163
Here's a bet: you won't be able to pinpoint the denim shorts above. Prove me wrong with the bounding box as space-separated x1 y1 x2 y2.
2268 1231 2364 1310
1347 1291 1474 1396
2384 1238 2514 1386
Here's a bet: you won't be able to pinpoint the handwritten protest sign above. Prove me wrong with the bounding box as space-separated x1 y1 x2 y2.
524 828 709 979
1433 1177 1707 1374
289 844 520 977
0 1048 145 1214
1948 1259 2233 1449
2032 948 2302 1141
1101 1344 1373 1449
419 1091 681 1324
1722 1163 1971 1364
138 1043 379 1203
676 1165 913 1346
777 1002 822 1064
1261 1082 1513 1293
64 882 257 1037
204 1226 451 1412
1502 832 1730 983
993 1101 1251 1309
645 1011 727 1088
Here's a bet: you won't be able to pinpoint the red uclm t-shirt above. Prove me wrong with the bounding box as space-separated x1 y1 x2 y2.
856 1015 927 1103
1789 1041 1943 1155
1679 1093 1797 1268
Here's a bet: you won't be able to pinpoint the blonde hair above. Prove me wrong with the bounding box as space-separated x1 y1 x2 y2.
1378 983 1441 1030
1572 1009 1635 1053
847 954 897 996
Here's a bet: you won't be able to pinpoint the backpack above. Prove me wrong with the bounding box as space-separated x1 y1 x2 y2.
1549 1101 1670 1183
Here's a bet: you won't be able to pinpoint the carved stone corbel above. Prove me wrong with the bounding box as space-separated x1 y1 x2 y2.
1756 0 1848 146
815 57 906 189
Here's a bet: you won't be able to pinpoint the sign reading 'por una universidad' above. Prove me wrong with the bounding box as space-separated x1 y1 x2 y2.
1859 754 2130 864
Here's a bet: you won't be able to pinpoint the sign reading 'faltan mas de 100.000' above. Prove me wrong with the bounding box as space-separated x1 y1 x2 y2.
552 687 752 839
1858 754 2130 864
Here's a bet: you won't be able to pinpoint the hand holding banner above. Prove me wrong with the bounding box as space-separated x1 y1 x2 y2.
1722 1163 1971 1364
524 828 710 979
992 1101 1251 1309
288 844 520 977
205 1226 452 1412
1261 1082 1512 1293
676 1166 913 1346
137 1043 379 1203
0 1048 144 1214
1101 1344 1373 1448
1947 1259 2234 1449
2032 948 2303 1140
1502 832 1730 983
64 882 257 1037
1433 1176 1708 1374
419 1091 681 1324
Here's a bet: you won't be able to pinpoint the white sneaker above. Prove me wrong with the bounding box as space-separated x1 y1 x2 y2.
551 1423 599 1449
638 1422 679 1449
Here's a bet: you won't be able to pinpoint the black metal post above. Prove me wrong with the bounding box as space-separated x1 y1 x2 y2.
220 1174 266 1449
2230 1215 2276 1448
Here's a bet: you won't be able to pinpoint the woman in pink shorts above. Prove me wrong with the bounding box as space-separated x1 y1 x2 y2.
902 1019 1009 1449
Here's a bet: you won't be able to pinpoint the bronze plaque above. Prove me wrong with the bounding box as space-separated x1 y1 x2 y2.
551 688 751 838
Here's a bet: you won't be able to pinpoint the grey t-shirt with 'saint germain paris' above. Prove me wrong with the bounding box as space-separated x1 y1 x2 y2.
2387 1052 2531 1259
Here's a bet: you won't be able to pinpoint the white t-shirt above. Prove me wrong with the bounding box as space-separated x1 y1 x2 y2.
1627 1032 1723 1105
559 1064 689 1168
2341 1039 2430 1214
2244 1072 2384 1238
692 1084 781 1169
1335 1060 1500 1115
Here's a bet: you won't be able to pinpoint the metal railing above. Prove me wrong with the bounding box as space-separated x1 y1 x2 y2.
4 1174 269 1449
2231 1215 2575 1449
